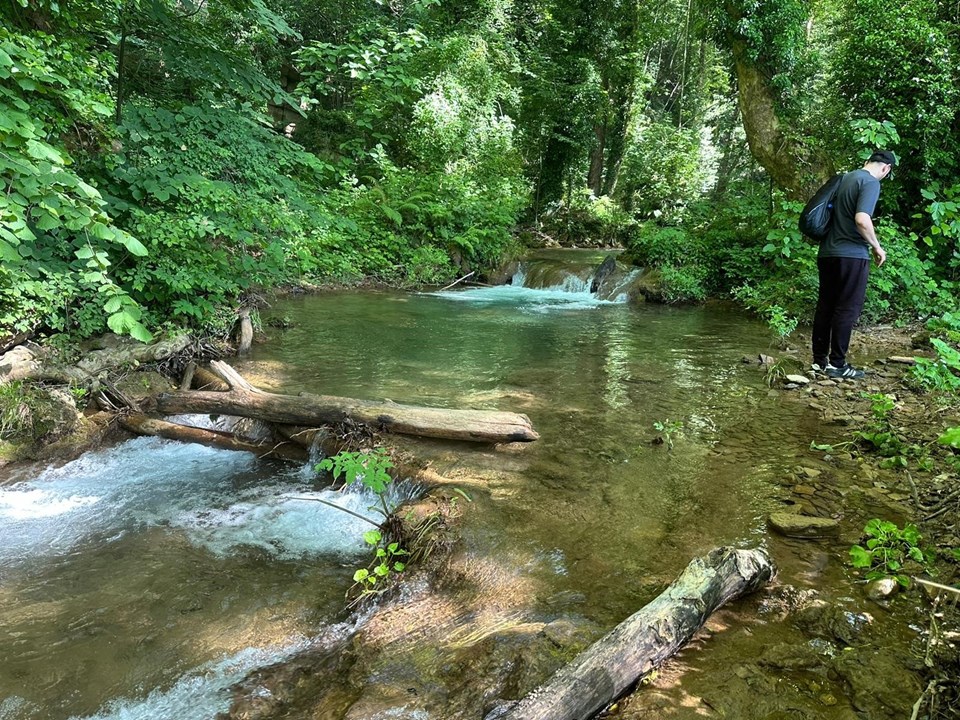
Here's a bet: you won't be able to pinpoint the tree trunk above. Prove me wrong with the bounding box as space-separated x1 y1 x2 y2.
157 361 540 444
120 414 309 462
731 38 832 198
237 308 254 356
491 547 775 720
587 124 606 196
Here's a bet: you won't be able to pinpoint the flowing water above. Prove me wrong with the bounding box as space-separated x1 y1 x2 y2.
0 251 881 718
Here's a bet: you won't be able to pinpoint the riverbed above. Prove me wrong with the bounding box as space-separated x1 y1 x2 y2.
0 252 918 719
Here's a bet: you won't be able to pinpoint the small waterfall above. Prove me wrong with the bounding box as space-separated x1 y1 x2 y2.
509 250 639 302
428 249 646 310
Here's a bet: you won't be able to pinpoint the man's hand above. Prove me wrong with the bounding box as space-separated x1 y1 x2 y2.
873 246 886 266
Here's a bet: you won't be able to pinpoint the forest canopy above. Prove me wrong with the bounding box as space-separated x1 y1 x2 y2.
1 0 958 341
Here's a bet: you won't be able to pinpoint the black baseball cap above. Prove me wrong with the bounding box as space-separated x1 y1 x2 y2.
868 150 897 166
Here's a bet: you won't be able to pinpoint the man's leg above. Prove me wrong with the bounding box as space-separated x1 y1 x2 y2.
828 258 870 367
812 257 839 367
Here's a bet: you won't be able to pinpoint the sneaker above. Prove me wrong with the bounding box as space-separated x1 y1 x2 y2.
826 363 865 380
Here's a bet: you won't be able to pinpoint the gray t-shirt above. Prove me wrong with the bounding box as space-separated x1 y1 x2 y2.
818 168 880 259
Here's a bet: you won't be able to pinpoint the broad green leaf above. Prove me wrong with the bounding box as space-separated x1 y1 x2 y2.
25 139 63 164
849 545 873 568
938 427 960 448
129 323 153 343
114 231 149 257
353 569 369 582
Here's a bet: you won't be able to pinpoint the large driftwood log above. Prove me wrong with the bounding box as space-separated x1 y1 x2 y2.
492 547 775 720
157 361 540 444
120 414 309 462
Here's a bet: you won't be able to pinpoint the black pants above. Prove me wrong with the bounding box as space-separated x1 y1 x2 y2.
812 257 870 367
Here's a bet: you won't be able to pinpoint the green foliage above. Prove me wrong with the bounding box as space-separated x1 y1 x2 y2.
543 191 636 247
702 0 814 112
652 418 684 450
316 449 410 599
0 27 151 341
938 427 960 449
618 122 706 220
910 338 960 394
352 529 409 594
828 0 960 211
0 382 65 443
849 519 933 587
927 312 960 344
853 392 932 470
317 448 395 495
624 225 709 302
94 102 347 327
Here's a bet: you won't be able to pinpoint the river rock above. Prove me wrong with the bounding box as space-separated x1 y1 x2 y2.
768 512 839 539
792 484 817 496
797 602 872 646
888 356 916 365
830 645 920 719
865 577 900 601
590 255 617 294
0 344 41 383
785 374 810 385
758 642 825 670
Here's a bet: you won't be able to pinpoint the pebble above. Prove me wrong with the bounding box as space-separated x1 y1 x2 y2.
866 577 900 601
785 374 811 385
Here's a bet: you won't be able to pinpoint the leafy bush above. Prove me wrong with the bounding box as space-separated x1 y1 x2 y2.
0 28 150 340
849 518 933 587
541 191 637 247
624 224 710 302
910 338 960 393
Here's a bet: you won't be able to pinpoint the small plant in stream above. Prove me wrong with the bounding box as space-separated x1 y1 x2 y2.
849 519 934 587
652 419 684 450
352 529 409 595
317 448 395 519
313 448 411 598
854 392 931 470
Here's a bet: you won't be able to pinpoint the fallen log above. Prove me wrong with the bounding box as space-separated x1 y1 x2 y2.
120 414 309 462
0 334 192 385
157 361 540 444
489 547 775 720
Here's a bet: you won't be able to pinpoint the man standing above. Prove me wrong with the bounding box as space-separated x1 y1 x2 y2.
812 150 896 379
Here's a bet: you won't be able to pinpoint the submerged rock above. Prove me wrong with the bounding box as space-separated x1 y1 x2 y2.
768 512 840 539
796 602 872 646
830 645 920 719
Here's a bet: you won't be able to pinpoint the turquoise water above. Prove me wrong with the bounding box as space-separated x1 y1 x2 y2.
243 280 814 626
0 256 828 719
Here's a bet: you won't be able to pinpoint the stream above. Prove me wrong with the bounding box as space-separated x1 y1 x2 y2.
0 251 915 719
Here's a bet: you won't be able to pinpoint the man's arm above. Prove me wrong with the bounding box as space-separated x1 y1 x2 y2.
855 212 886 266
